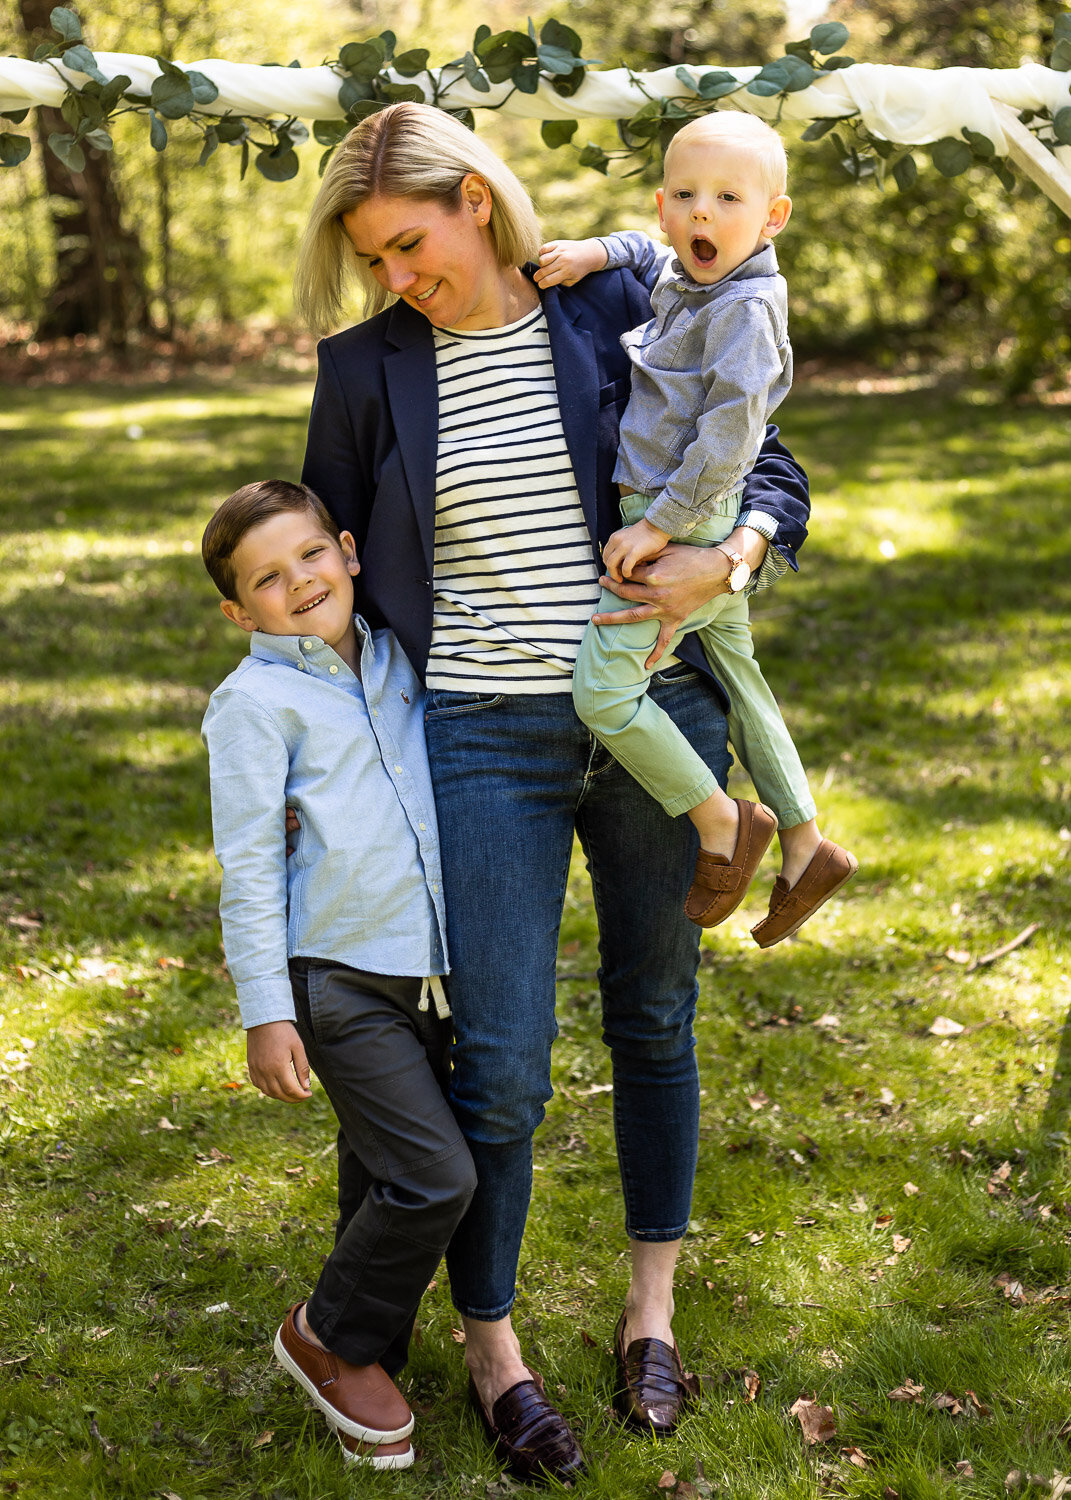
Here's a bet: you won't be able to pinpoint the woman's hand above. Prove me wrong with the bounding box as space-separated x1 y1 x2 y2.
534 238 609 289
593 526 770 669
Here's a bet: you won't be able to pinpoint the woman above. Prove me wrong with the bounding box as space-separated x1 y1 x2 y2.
295 101 809 1483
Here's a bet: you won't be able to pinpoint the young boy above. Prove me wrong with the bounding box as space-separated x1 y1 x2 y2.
200 479 475 1470
535 110 856 946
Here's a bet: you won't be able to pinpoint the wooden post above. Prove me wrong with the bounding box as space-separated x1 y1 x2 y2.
993 100 1071 221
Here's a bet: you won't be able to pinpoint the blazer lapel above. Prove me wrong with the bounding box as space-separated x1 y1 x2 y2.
384 301 439 580
541 283 600 542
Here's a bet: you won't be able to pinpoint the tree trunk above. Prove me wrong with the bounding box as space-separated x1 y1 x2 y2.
18 0 152 347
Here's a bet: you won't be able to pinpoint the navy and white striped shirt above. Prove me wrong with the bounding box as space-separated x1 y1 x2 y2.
427 307 601 694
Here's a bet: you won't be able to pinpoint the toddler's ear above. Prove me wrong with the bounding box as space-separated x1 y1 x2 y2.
220 597 257 634
339 529 361 577
764 195 792 239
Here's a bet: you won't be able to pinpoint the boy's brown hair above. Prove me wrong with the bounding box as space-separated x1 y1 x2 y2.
202 480 342 602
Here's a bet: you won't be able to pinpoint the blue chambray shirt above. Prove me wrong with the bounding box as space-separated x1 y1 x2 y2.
599 232 792 569
201 618 447 1030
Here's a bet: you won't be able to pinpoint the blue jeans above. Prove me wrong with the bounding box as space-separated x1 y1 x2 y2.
424 664 732 1321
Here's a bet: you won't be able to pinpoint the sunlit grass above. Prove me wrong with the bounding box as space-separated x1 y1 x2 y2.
1 370 1069 1498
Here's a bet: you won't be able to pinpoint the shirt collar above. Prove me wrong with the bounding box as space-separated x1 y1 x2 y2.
248 613 373 679
668 241 780 294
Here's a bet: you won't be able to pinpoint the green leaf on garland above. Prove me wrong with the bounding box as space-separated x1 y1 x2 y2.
313 119 350 146
538 43 578 76
318 146 334 177
541 118 577 148
339 39 387 80
1054 14 1071 41
151 60 196 119
0 132 32 166
991 158 1015 191
186 70 219 105
962 128 994 158
256 141 299 181
931 136 972 176
198 126 218 165
339 75 375 113
821 55 855 70
512 61 539 93
473 25 491 50
746 78 783 97
83 126 112 150
1053 106 1071 145
448 107 476 130
810 21 849 54
578 142 609 173
393 48 429 76
48 129 85 170
50 7 82 43
148 110 167 151
215 117 247 143
34 44 58 62
694 69 740 100
382 82 426 103
541 17 582 55
62 44 105 83
801 116 840 141
462 51 491 91
2 109 30 124
551 64 588 98
1051 37 1071 70
784 40 814 63
240 138 249 179
98 74 131 112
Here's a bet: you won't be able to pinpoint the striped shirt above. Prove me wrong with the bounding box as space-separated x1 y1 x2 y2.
426 307 602 695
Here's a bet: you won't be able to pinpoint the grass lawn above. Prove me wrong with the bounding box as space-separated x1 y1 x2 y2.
1 370 1069 1499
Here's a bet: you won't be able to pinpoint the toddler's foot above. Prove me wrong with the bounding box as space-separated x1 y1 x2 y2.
685 799 777 928
750 839 858 948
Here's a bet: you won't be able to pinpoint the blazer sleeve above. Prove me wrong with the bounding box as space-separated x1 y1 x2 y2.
301 336 375 555
741 423 810 572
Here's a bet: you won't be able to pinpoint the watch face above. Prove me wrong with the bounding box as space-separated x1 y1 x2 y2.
729 559 751 592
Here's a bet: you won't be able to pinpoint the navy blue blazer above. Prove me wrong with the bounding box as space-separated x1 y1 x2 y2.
301 265 810 696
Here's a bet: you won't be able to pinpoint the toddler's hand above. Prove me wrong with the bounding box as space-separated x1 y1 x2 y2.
534 238 609 289
246 1020 312 1102
602 518 672 582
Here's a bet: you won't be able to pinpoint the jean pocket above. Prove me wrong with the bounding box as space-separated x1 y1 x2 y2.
424 689 504 718
651 661 699 685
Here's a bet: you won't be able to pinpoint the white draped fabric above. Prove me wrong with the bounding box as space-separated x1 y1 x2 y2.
2 51 1069 181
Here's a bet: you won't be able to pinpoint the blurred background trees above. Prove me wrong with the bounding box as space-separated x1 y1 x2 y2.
1 0 1068 387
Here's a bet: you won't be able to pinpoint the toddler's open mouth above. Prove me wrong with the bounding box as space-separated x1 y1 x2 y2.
691 237 717 268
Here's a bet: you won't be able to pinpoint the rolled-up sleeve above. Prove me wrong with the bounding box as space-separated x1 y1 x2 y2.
202 691 296 1029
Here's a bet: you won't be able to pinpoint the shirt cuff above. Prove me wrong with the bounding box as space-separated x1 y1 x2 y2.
737 508 779 542
236 976 298 1030
746 541 790 596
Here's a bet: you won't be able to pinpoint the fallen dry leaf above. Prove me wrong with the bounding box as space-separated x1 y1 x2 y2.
789 1396 837 1445
742 1369 761 1402
903 1181 920 1196
747 1091 770 1110
841 1446 870 1469
747 1230 766 1245
252 1430 273 1449
284 1165 304 1176
657 1472 677 1490
675 1485 701 1500
994 1272 1029 1304
945 948 972 965
1005 1474 1023 1492
964 1390 992 1418
874 1212 894 1227
1051 1475 1071 1500
888 1379 925 1403
156 1116 178 1131
932 1392 963 1415
955 1460 975 1477
883 1489 900 1500
929 1015 965 1036
450 1327 466 1344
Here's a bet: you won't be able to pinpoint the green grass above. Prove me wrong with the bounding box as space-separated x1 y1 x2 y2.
1 371 1069 1499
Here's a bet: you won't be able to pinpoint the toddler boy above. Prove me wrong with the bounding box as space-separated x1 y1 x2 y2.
536 111 856 944
200 479 475 1469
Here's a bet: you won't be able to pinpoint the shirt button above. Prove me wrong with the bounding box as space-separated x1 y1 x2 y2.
329 664 339 674
302 639 313 650
419 822 426 831
432 883 439 894
394 765 403 774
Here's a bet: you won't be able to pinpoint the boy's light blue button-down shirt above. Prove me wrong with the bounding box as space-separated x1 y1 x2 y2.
201 618 447 1030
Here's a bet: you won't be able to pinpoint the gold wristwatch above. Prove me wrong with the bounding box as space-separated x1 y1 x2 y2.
714 545 751 594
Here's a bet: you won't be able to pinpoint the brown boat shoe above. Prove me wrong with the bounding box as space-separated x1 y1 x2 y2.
684 799 777 928
750 838 859 948
337 1429 416 1471
273 1304 414 1443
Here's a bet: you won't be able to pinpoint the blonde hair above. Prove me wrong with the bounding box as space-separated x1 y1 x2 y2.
295 102 542 334
664 110 788 198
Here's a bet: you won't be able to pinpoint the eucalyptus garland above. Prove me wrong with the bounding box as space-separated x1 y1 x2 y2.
2 5 1070 197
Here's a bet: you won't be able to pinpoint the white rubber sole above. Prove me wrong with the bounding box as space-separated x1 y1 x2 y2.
272 1328 415 1443
338 1432 416 1470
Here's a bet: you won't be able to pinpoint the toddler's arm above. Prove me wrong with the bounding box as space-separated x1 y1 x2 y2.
246 1020 312 1102
602 517 671 582
535 238 609 288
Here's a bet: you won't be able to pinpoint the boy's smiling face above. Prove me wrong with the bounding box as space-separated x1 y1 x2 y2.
221 509 360 665
656 134 791 285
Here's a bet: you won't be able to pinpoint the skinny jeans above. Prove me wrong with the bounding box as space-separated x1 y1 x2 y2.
424 664 731 1321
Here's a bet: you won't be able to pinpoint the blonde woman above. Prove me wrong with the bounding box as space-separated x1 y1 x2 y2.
294 102 810 1483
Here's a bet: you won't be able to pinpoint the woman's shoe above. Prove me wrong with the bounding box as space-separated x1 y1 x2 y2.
613 1314 699 1435
469 1368 585 1484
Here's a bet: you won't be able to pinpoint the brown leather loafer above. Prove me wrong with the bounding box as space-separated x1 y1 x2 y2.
750 839 858 948
470 1369 585 1485
684 799 777 928
613 1314 699 1434
273 1303 414 1443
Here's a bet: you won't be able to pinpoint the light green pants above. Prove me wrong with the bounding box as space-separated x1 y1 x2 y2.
572 492 816 828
